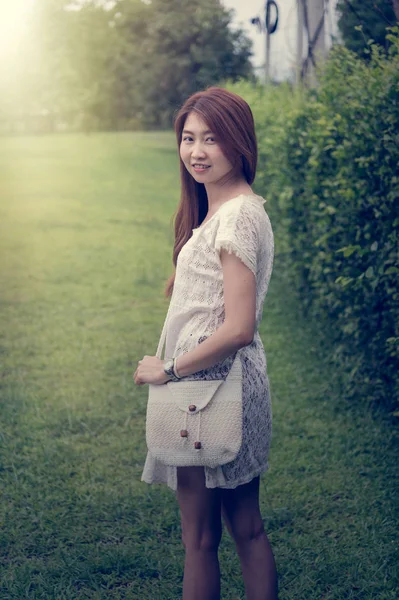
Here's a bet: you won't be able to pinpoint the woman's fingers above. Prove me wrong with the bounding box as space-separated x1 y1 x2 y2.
133 359 142 383
133 356 159 385
133 365 144 385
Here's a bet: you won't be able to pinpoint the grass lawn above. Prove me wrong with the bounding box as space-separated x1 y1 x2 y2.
0 132 397 599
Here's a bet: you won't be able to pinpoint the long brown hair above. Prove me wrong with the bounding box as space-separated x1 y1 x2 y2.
165 87 258 297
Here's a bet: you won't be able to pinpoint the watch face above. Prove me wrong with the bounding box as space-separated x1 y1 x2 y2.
164 360 174 375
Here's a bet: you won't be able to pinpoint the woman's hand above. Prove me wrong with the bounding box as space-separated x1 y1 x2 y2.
133 355 170 386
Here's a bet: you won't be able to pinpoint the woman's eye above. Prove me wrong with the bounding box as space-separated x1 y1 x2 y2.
181 135 215 143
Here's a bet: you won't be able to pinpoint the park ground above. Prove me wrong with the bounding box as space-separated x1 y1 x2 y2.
0 132 397 599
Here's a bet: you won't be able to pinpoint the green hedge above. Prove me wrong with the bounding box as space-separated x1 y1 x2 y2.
228 31 399 411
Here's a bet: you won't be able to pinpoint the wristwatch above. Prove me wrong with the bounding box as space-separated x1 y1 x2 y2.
163 358 181 382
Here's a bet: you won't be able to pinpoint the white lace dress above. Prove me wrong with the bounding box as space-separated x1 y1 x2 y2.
141 193 275 490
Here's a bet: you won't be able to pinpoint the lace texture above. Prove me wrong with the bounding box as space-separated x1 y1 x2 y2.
141 194 275 490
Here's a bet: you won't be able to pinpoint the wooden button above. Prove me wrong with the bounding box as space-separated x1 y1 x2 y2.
194 441 202 450
180 429 188 438
188 404 197 412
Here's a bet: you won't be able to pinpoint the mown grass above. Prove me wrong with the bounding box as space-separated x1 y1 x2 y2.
0 132 397 600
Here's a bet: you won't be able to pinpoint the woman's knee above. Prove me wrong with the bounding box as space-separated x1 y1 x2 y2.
181 522 222 553
227 515 265 546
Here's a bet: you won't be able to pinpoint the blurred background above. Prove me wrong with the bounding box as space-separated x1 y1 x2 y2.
2 0 396 133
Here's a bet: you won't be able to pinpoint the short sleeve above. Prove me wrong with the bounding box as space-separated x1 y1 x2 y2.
214 200 260 277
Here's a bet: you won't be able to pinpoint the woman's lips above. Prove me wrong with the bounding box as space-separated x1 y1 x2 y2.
192 164 211 173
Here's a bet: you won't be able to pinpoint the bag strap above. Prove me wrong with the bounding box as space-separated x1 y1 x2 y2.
155 304 171 360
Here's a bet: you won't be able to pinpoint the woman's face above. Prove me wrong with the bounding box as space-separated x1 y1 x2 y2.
179 112 235 185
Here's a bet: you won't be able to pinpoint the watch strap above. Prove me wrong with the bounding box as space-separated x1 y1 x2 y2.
163 358 179 382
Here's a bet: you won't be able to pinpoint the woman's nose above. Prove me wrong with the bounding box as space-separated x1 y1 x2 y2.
191 142 206 158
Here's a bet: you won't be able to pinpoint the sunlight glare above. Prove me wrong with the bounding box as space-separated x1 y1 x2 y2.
0 0 35 69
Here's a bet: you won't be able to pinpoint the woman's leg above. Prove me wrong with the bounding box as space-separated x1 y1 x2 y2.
176 466 223 600
221 476 278 600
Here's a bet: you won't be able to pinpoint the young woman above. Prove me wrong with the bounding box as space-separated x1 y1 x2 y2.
133 87 278 600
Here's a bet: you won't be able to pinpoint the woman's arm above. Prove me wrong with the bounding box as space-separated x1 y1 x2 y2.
174 248 256 377
133 249 256 385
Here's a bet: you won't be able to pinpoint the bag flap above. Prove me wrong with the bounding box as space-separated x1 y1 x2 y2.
166 379 224 413
165 354 242 414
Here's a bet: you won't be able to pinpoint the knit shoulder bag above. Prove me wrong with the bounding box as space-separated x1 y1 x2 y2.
145 313 243 468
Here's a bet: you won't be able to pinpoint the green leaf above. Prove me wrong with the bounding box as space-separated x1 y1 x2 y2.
336 245 361 258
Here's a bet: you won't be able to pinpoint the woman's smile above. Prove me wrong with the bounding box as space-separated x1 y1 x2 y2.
192 163 211 173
